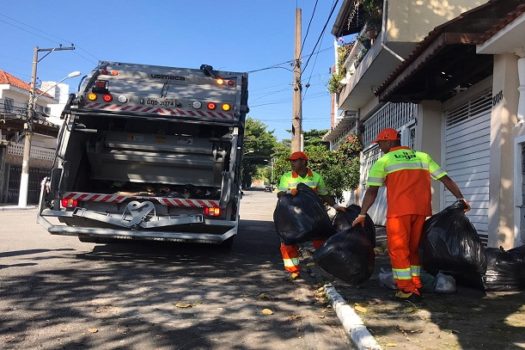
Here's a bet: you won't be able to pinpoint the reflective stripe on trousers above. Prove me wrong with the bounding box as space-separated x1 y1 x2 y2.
280 240 325 273
386 215 426 292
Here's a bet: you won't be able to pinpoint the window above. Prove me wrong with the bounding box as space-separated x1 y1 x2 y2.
4 98 13 113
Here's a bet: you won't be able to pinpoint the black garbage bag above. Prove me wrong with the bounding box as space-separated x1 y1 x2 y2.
313 226 375 284
332 204 376 247
420 201 487 289
273 183 335 245
483 246 525 291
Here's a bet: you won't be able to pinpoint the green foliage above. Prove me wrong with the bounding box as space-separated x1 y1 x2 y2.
241 117 277 188
271 133 363 201
327 45 351 94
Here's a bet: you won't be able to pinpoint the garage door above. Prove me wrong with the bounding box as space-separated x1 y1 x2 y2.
444 90 491 241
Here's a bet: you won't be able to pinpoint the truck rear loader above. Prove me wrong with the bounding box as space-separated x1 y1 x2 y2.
38 61 248 247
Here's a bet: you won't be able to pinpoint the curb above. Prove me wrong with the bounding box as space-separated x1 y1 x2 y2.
0 205 37 211
324 283 382 350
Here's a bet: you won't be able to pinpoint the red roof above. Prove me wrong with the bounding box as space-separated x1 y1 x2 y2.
0 70 53 98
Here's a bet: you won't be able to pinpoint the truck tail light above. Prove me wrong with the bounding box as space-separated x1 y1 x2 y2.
102 94 113 102
61 198 78 208
207 102 217 110
204 207 221 217
87 93 97 101
221 103 231 111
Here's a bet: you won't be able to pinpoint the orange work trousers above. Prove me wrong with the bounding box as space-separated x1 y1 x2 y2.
280 239 325 274
386 215 426 293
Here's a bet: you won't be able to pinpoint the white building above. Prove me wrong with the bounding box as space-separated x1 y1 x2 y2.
40 81 71 125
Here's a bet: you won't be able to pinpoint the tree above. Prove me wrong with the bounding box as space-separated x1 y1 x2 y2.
272 131 362 201
241 117 277 188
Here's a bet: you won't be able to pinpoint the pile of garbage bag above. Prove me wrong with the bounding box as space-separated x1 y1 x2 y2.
273 183 335 245
483 246 525 291
421 200 525 291
314 225 375 284
420 201 487 289
332 204 376 247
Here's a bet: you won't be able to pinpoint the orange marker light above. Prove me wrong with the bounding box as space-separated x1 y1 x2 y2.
221 103 231 111
216 78 224 85
207 102 217 110
87 93 97 101
204 207 221 217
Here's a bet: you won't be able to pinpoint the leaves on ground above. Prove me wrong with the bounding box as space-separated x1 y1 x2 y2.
354 303 368 313
88 328 98 333
261 308 274 315
174 302 193 308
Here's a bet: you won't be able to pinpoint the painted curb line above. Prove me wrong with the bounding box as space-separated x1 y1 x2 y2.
324 283 382 350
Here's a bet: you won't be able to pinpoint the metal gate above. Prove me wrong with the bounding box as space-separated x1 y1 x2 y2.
6 166 49 204
443 89 492 242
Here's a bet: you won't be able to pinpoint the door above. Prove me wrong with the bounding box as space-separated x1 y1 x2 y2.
443 90 491 243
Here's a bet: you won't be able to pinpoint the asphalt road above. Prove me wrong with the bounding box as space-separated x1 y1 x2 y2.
0 191 350 349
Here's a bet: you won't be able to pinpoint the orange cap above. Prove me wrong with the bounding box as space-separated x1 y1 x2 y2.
288 151 308 161
374 128 400 143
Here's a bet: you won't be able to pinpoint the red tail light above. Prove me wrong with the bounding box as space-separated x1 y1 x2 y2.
204 207 221 217
102 94 113 102
207 102 217 110
61 198 78 208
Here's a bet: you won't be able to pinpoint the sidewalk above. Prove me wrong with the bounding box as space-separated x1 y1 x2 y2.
0 204 37 211
304 227 525 350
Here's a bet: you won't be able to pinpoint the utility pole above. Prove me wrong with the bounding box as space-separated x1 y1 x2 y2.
18 45 75 208
291 7 303 152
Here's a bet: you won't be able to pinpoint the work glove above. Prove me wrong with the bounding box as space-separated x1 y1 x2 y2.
351 214 366 227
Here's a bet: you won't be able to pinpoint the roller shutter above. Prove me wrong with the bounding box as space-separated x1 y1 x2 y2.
443 90 491 242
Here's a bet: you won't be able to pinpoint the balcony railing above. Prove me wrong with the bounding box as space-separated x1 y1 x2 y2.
342 23 381 83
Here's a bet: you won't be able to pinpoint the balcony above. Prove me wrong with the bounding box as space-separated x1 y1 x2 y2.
333 0 488 111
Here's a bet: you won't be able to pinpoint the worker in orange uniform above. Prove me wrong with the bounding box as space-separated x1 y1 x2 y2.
352 128 470 301
277 151 345 280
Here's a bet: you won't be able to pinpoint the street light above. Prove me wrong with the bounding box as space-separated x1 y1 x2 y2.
17 69 80 208
37 71 81 101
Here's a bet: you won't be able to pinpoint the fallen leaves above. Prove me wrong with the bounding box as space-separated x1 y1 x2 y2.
88 328 98 333
174 302 193 309
354 303 368 314
261 308 274 315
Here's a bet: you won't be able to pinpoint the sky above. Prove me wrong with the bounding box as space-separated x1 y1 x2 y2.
0 0 342 141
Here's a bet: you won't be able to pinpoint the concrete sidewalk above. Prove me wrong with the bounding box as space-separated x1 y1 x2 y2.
305 227 525 350
0 205 37 211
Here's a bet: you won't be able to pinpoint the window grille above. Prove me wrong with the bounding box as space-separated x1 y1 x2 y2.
362 102 418 147
445 89 492 127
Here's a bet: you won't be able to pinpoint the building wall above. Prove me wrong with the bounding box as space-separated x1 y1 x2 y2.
416 100 443 213
490 54 520 248
385 0 488 43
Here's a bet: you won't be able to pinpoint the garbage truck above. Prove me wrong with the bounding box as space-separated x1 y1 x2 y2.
38 61 249 247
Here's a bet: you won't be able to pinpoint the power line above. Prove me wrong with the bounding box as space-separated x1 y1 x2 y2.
246 46 331 74
302 0 339 74
299 0 319 58
0 12 99 65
